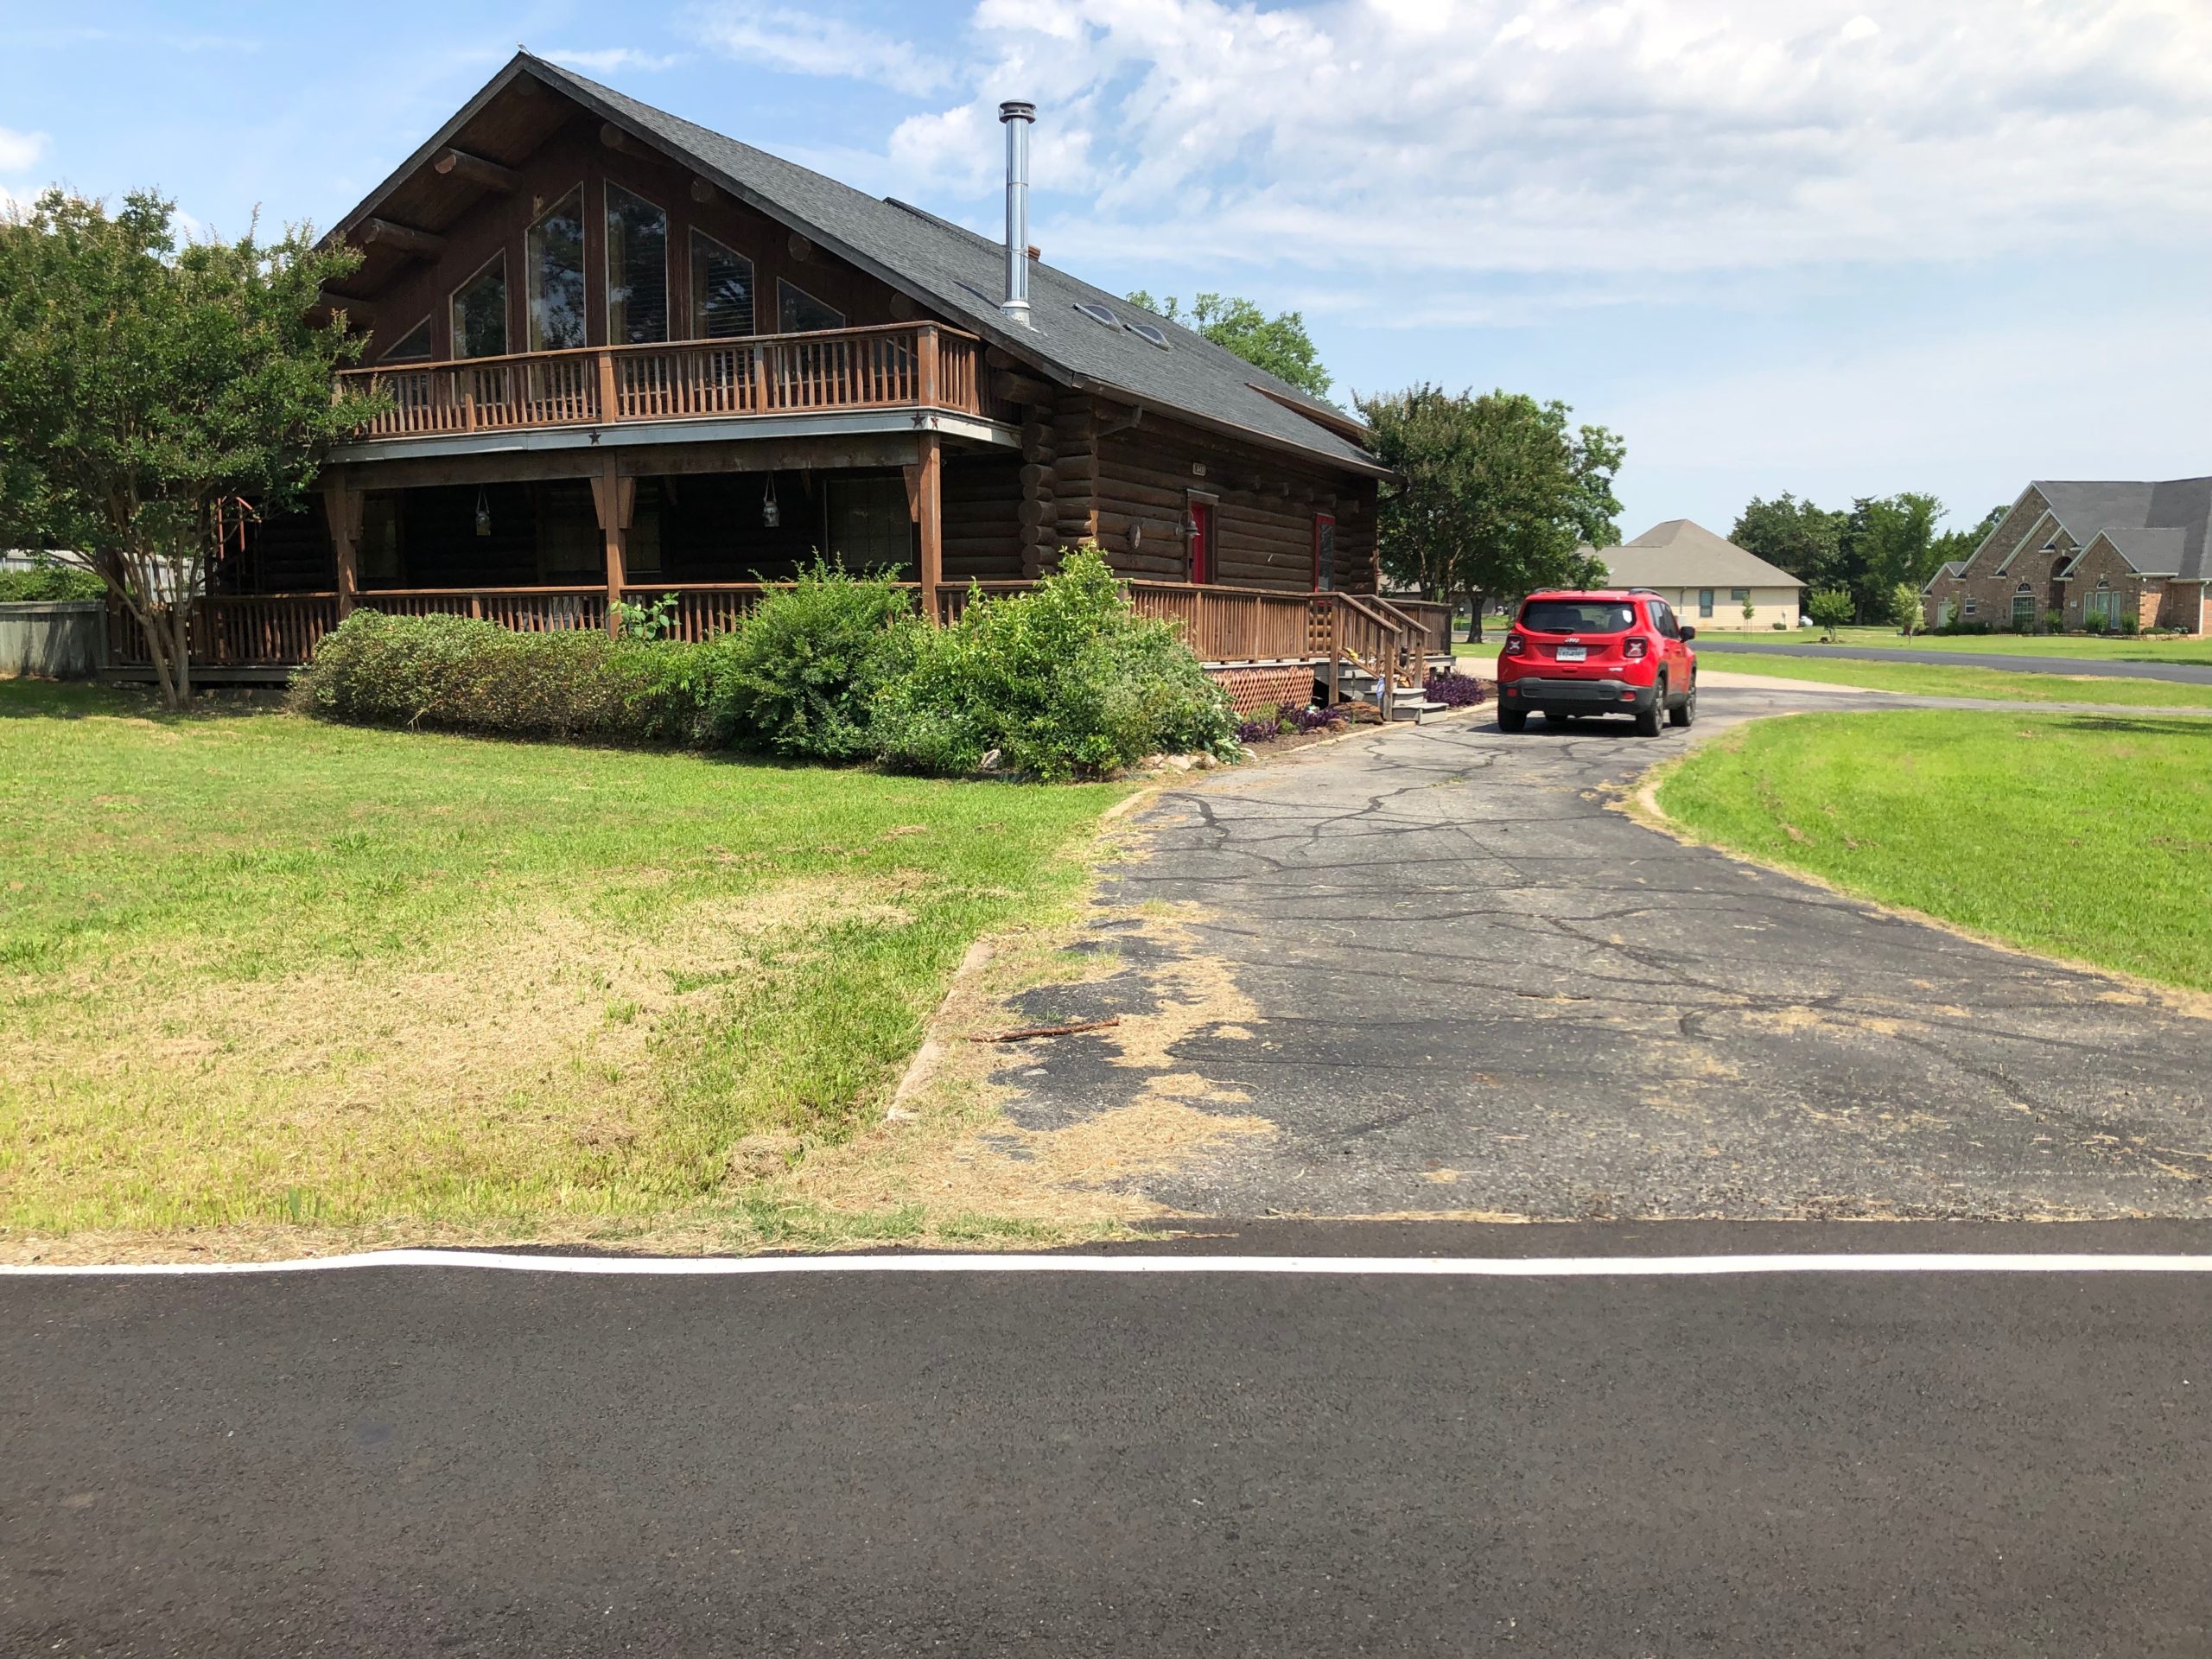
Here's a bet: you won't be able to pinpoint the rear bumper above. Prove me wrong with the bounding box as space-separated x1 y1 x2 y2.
1498 675 1659 713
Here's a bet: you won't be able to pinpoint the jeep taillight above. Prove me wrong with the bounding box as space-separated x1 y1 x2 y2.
1624 637 1649 660
1503 632 1527 657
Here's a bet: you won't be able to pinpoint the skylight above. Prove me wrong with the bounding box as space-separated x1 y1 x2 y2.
1073 301 1118 327
1126 321 1171 349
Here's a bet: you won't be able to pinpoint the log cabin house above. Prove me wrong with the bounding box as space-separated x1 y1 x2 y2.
127 53 1449 714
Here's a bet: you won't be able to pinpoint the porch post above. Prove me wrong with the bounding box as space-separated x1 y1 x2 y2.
322 475 362 618
590 456 636 637
917 432 944 623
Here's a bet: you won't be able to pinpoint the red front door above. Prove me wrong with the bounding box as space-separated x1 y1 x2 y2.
1189 500 1215 584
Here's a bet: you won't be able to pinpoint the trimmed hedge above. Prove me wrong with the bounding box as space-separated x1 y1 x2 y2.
0 564 105 602
295 549 1240 779
703 563 918 759
290 611 715 744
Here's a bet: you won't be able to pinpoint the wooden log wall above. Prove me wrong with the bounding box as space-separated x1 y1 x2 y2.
1092 410 1379 593
941 454 1024 581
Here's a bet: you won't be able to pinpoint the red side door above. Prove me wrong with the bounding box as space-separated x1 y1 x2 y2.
1189 500 1215 584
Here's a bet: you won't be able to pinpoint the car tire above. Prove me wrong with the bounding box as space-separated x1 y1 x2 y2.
1497 709 1528 733
1669 679 1696 728
1634 682 1665 736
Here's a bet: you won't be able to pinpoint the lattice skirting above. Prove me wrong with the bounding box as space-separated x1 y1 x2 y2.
1205 663 1322 718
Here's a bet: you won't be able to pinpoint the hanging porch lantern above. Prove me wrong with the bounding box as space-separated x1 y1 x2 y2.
474 487 493 537
762 474 781 529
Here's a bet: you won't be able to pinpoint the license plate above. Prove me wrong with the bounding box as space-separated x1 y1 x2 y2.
1556 645 1587 661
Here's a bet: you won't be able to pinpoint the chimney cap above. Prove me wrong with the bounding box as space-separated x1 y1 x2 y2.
998 99 1036 124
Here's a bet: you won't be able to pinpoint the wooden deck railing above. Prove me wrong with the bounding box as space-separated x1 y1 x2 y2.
337 323 999 442
108 594 343 670
113 579 1446 685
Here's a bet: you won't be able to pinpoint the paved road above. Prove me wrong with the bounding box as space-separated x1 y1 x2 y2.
1694 639 2212 684
990 688 2212 1219
10 1224 2212 1656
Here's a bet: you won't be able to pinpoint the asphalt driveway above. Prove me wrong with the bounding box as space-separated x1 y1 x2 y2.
989 688 2212 1220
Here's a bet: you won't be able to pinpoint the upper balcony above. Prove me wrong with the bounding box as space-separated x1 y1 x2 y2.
332 322 1011 455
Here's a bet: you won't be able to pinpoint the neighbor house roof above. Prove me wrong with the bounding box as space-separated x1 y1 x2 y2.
2031 476 2212 580
331 52 1383 477
1585 519 1805 591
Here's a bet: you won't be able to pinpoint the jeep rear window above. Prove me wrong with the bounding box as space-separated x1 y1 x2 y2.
1520 601 1635 633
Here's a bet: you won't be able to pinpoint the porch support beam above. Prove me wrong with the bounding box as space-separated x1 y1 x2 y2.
321 475 364 618
434 149 520 192
340 433 931 492
589 456 637 638
916 433 944 624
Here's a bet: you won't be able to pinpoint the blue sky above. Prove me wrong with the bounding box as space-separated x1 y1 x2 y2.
4 0 2209 539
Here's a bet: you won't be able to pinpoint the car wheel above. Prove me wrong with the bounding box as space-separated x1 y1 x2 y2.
1633 682 1665 736
1669 678 1696 728
1497 709 1528 733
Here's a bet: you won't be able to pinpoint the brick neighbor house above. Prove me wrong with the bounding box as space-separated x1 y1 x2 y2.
1921 478 2212 634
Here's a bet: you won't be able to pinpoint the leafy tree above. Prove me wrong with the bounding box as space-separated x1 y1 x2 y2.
1930 503 2006 572
1807 588 1855 640
1357 385 1622 641
1126 289 1332 401
1843 493 1942 620
0 189 373 708
1888 580 1925 635
1732 493 1848 586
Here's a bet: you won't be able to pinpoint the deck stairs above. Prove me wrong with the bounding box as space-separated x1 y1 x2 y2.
1332 660 1450 722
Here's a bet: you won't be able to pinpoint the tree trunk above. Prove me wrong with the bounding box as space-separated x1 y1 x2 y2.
1465 591 1487 644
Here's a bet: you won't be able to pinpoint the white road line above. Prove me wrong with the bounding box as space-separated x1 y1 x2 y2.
7 1249 2212 1278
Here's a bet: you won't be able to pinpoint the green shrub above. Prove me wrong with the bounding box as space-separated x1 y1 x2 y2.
1806 588 1854 640
704 563 918 759
871 545 1236 780
0 563 104 602
1887 581 1923 635
289 609 716 745
2120 613 2141 637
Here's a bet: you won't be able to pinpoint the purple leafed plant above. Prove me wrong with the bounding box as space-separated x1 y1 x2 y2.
1290 703 1348 733
1236 718 1280 745
1423 670 1491 708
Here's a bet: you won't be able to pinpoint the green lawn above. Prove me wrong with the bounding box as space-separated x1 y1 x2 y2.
0 681 1124 1239
1452 638 2212 707
1792 626 2212 664
1656 709 2212 992
1688 651 2212 708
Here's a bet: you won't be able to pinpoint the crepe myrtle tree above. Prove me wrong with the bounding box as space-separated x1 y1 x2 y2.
1358 385 1622 640
0 189 378 708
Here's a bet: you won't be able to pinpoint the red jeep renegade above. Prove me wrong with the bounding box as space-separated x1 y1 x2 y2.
1495 589 1697 736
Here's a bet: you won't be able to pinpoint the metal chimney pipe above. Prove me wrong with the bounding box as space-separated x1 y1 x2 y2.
998 100 1036 327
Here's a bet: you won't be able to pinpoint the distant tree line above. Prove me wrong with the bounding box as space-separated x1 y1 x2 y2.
1729 493 2006 625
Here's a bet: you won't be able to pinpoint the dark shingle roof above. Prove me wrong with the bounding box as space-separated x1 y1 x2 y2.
2034 475 2212 582
494 54 1381 474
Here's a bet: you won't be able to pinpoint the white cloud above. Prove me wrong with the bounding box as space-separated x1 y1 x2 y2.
853 0 2212 315
0 127 48 175
687 3 951 97
544 48 686 73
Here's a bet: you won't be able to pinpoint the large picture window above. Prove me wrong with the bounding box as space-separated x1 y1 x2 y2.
449 254 508 359
606 184 670 345
777 278 843 334
526 185 586 351
378 316 434 364
690 229 755 339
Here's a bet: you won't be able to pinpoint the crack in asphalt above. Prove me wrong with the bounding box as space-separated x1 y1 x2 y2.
989 691 2212 1221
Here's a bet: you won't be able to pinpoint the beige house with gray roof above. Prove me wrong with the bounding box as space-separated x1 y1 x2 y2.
1583 520 1803 631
